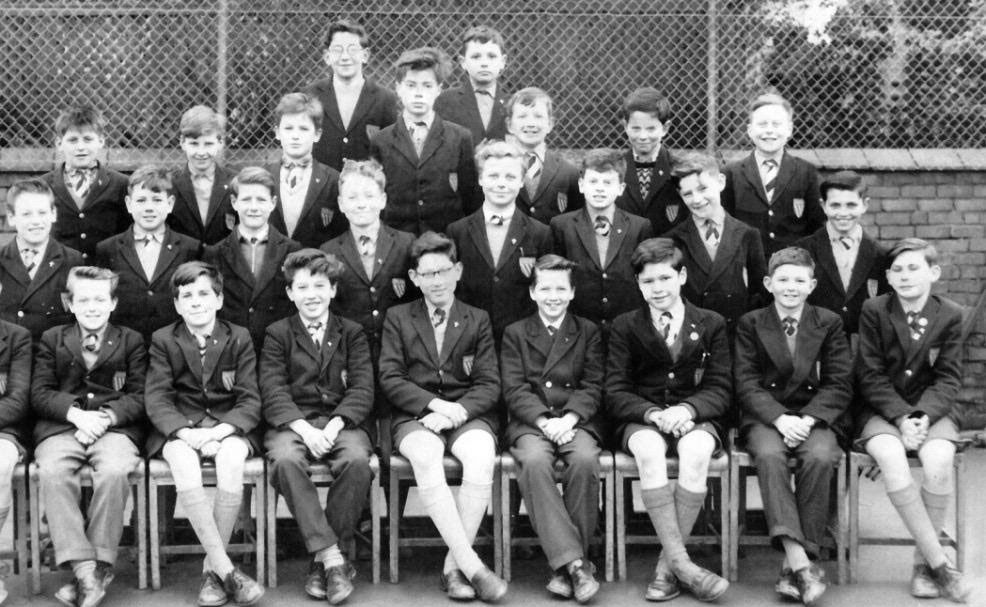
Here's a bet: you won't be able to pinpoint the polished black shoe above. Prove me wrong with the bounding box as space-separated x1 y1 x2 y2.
546 569 573 599
793 564 827 606
76 572 107 607
470 566 508 603
440 569 476 601
567 561 600 604
645 566 680 602
305 559 328 599
325 559 357 604
223 567 264 606
774 568 801 601
930 561 972 603
198 571 229 607
56 565 114 607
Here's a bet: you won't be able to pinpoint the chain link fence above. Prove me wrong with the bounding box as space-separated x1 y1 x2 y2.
0 0 984 151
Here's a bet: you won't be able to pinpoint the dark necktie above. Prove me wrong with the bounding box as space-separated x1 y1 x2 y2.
524 152 541 197
284 158 311 190
490 214 504 227
196 333 210 360
839 236 853 250
704 219 719 242
412 122 428 156
83 332 99 353
762 158 778 202
307 321 323 344
906 312 925 340
432 307 446 328
21 248 38 274
657 311 672 340
594 215 611 237
358 234 373 256
546 324 557 338
782 316 798 336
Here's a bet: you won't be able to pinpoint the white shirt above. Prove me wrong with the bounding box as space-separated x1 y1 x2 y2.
826 223 863 290
133 226 166 279
651 299 685 345
280 159 312 237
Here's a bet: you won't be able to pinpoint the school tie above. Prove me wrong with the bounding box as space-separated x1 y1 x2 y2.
838 235 854 250
475 89 494 130
284 158 311 191
432 307 447 328
136 233 160 279
83 332 99 353
593 215 611 237
307 321 323 345
489 214 504 226
67 167 95 202
195 333 210 361
782 316 798 336
906 311 926 341
762 158 778 203
20 248 38 277
357 234 375 279
546 324 557 338
635 161 655 194
704 219 720 243
412 122 428 156
656 311 672 341
524 152 542 198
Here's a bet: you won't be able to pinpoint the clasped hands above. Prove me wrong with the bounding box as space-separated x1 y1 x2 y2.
292 417 346 459
773 414 816 448
647 405 695 437
898 414 930 451
537 413 579 445
67 406 114 447
420 399 469 434
176 423 236 457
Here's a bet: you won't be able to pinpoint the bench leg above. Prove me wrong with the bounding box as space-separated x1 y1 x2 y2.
836 456 848 584
136 474 148 590
371 471 381 584
501 471 511 582
149 480 161 590
266 480 277 588
492 463 502 578
614 473 626 581
388 472 399 583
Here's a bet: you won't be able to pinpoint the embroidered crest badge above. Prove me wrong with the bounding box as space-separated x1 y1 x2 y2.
448 172 459 192
113 371 126 392
365 124 381 139
793 198 805 219
341 370 348 389
462 355 474 376
0 372 7 395
557 193 568 213
321 208 333 227
392 278 407 298
225 213 237 231
666 204 679 223
867 278 878 298
518 256 536 278
929 347 940 366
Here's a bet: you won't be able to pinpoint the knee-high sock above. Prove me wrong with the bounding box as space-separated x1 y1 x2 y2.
178 488 234 576
444 480 492 573
205 490 242 571
642 485 701 576
888 484 946 568
914 488 950 565
417 483 484 578
0 506 10 539
657 485 708 569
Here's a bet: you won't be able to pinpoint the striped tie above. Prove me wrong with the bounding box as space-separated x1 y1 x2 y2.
525 152 542 198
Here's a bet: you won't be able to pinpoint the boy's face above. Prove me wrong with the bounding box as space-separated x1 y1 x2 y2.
409 252 461 309
9 192 56 247
637 261 686 313
68 278 116 334
748 104 792 155
174 275 223 333
677 170 725 220
460 40 506 88
396 69 441 120
887 250 940 303
338 174 386 229
579 169 625 211
529 269 574 323
231 183 276 231
624 111 667 158
323 31 368 81
479 156 524 208
276 113 321 160
126 185 174 232
58 127 105 170
180 133 222 174
822 188 868 236
506 99 553 149
286 268 337 322
764 263 815 312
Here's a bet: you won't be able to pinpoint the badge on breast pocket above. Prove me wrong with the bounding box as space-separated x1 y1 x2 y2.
221 370 236 391
518 256 536 278
867 278 878 298
742 268 749 288
225 213 237 231
665 204 679 223
321 208 334 227
557 193 568 213
113 371 126 392
0 372 7 395
462 355 474 376
929 347 940 366
448 172 459 192
793 198 805 219
341 369 348 389
365 124 381 139
392 278 407 298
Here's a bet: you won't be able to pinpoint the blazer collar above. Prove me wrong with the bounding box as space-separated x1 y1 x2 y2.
176 320 230 383
889 295 942 367
22 240 66 303
409 299 440 365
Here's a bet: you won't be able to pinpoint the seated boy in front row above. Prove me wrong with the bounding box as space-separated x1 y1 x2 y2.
261 249 375 604
735 247 852 606
144 261 264 607
605 238 731 602
855 238 971 602
32 267 147 607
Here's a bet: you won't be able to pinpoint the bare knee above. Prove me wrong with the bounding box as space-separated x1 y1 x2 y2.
677 432 715 488
452 430 495 484
399 431 446 487
628 430 669 488
161 440 205 491
214 438 249 492
865 434 913 490
918 440 955 491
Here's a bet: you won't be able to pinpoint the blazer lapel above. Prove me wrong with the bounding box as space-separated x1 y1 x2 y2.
900 297 941 368
201 322 230 384
679 221 713 275
319 315 343 373
438 301 468 367
418 118 446 167
604 211 630 268
1 241 30 288
392 120 420 167
635 307 675 367
290 314 320 362
322 83 346 133
266 161 288 235
149 230 182 285
345 83 376 133
760 308 794 376
469 212 496 270
409 301 440 366
542 314 579 374
23 242 63 303
574 210 603 271
64 325 87 369
204 166 232 229
739 154 770 207
622 150 645 209
844 235 878 301
252 229 288 300
176 324 205 380
495 213 526 272
523 316 552 360
707 217 741 283
645 147 673 203
533 153 561 201
459 81 486 136
173 168 203 229
298 163 331 228
772 153 797 204
92 325 123 370
339 231 371 284
675 304 706 364
117 232 148 283
82 165 112 209
784 307 825 400
222 232 256 290
812 229 846 296
372 226 396 284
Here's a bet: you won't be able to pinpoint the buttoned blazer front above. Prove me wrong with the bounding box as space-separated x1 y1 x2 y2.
0 238 84 340
168 164 237 246
42 164 131 259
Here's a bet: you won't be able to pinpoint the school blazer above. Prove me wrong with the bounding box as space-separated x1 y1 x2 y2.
616 147 688 236
501 313 604 445
145 320 261 455
42 164 131 259
305 77 400 171
321 226 417 358
735 304 852 434
550 207 654 326
371 115 482 234
666 214 767 329
516 150 584 225
203 227 302 350
722 152 824 257
31 323 147 448
0 321 33 449
0 239 84 340
434 79 510 145
796 227 890 336
446 209 554 342
855 294 964 428
378 299 501 434
167 164 236 246
267 160 346 249
95 228 202 341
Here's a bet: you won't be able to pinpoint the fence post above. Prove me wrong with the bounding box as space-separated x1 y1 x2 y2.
217 0 229 117
706 0 718 153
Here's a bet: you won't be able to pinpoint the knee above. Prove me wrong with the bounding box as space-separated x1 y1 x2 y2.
515 448 554 477
918 442 955 485
628 432 668 471
337 450 372 481
268 446 307 474
95 457 136 480
400 434 445 470
801 443 841 470
566 450 599 478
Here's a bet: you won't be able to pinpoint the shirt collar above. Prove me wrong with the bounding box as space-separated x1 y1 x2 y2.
587 206 615 224
540 312 566 332
522 143 547 163
632 147 660 164
403 113 434 132
238 225 269 243
691 208 725 229
190 321 217 343
77 323 108 343
189 164 216 181
134 226 166 241
15 237 48 256
64 162 99 174
300 311 330 329
825 222 862 245
473 82 497 97
332 74 365 92
281 155 313 169
754 149 785 167
773 304 804 324
425 298 453 320
350 223 381 243
483 203 516 224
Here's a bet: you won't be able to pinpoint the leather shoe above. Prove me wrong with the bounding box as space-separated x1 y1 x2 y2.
223 567 265 606
645 566 680 602
325 559 357 604
304 559 327 599
440 569 476 601
76 572 106 607
470 566 508 603
930 561 972 603
56 566 114 607
774 568 801 601
197 571 229 607
567 561 600 604
794 564 827 606
546 570 573 599
910 564 940 599
676 564 729 602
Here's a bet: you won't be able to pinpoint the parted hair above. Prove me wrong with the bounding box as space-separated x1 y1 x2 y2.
230 166 276 197
5 178 55 215
394 47 453 85
410 231 458 267
888 237 939 266
631 238 685 274
339 158 386 193
128 166 173 195
820 170 866 200
767 246 815 276
274 92 324 130
621 87 671 123
54 105 108 139
580 148 627 180
171 261 223 298
282 248 346 285
179 105 226 140
322 18 369 48
529 254 578 289
66 266 120 299
460 25 505 54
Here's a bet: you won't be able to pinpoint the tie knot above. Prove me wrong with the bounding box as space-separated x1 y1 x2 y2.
546 324 557 337
490 214 504 226
283 158 311 171
83 332 99 352
307 321 323 332
432 307 447 328
195 333 210 350
763 158 778 170
593 215 611 237
839 235 853 250
475 89 493 97
358 235 371 245
907 312 926 339
782 316 798 336
21 248 37 257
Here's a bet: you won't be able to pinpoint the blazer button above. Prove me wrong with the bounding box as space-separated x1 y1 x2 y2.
16 311 23 318
147 290 154 296
493 277 500 283
322 394 330 401
342 137 349 144
530 207 536 214
206 408 212 414
565 383 572 388
668 372 675 379
842 306 849 312
80 233 86 239
418 200 424 206
369 287 376 293
905 370 913 376
601 273 607 279
770 382 776 388
86 393 94 400
372 310 379 317
545 381 553 388
78 213 85 219
248 307 255 313
769 232 775 239
601 297 608 304
768 210 774 217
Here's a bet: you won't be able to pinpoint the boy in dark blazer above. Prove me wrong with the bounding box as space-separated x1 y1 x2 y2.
501 255 602 603
262 250 375 604
305 19 400 171
435 25 509 145
144 261 264 606
95 167 202 343
0 179 85 340
855 238 970 602
605 239 731 602
722 93 824 257
168 105 236 246
204 167 302 352
666 152 766 335
447 140 554 344
41 106 130 260
735 247 852 605
615 87 688 236
268 92 347 249
371 47 482 235
378 232 506 602
550 149 654 331
32 267 147 607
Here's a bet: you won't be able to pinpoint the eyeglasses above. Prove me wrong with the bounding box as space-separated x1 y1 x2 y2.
412 266 456 281
327 45 366 57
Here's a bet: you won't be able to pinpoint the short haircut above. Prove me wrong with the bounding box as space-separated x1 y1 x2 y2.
888 237 939 266
529 254 578 289
322 18 369 48
339 158 386 193
54 105 108 139
767 246 815 277
749 92 793 120
474 139 525 174
410 231 458 267
621 87 671 123
171 261 223 298
179 105 226 140
128 166 173 195
282 248 346 285
460 25 505 55
505 87 553 121
671 151 720 181
631 238 685 274
66 266 119 299
820 170 866 200
580 148 626 180
274 92 324 130
394 47 452 85
6 178 55 215
230 166 276 197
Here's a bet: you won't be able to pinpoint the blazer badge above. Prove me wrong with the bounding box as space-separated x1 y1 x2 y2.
448 172 459 192
518 256 536 278
365 124 381 139
221 370 236 391
0 372 7 395
462 355 474 376
793 198 805 219
665 204 679 223
557 193 568 213
341 369 348 389
225 213 237 231
929 347 940 366
113 371 126 392
392 278 407 298
867 278 878 298
321 208 334 227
